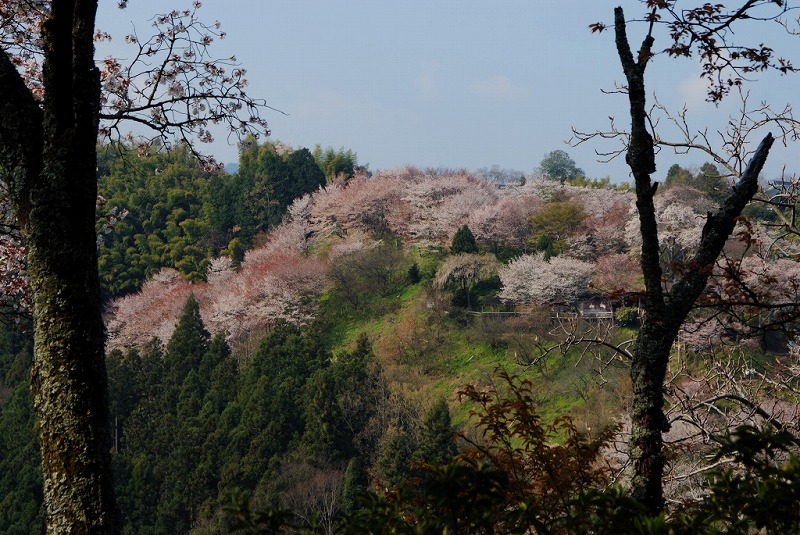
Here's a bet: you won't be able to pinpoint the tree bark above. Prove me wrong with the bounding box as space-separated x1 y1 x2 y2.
613 6 774 515
0 1 118 532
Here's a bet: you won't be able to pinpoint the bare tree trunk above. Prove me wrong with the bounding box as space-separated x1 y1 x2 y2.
0 1 118 532
613 6 774 515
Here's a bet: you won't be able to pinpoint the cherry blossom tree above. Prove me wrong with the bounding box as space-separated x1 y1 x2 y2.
307 167 498 247
309 173 406 239
623 186 716 262
467 196 542 253
109 231 328 350
106 268 196 349
499 253 595 305
98 2 269 162
0 232 28 317
268 195 315 254
566 186 635 259
592 253 644 295
433 253 499 309
230 246 326 328
0 183 28 316
703 253 800 338
399 169 495 246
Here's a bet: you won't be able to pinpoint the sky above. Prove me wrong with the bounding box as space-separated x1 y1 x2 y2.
96 1 800 183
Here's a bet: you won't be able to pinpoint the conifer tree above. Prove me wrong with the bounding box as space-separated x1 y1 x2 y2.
340 458 368 515
166 294 210 390
199 332 232 391
407 262 421 284
301 371 343 461
416 398 457 467
376 429 414 487
451 224 478 254
0 381 44 534
205 348 239 414
136 338 166 403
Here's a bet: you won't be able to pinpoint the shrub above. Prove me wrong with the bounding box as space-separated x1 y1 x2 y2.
614 306 640 327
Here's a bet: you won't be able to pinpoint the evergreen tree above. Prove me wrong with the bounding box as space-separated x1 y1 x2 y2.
696 161 729 203
340 457 368 515
313 144 358 180
0 324 42 534
113 303 225 534
106 348 143 452
286 147 326 203
97 144 214 297
199 332 232 391
376 428 414 487
204 348 239 414
226 237 246 268
301 371 343 460
166 294 210 390
451 224 478 254
416 398 457 467
407 262 421 284
538 150 584 183
536 233 555 260
240 141 327 231
136 338 166 403
225 321 330 491
664 162 728 203
664 163 693 188
0 383 44 534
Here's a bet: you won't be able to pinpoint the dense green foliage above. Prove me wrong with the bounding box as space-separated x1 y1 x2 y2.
415 398 457 467
528 200 587 255
312 145 358 181
663 162 729 203
5 152 799 532
538 149 584 183
450 224 478 254
103 296 440 534
238 140 326 232
7 291 797 535
96 140 328 298
96 145 215 296
0 324 43 535
228 376 800 535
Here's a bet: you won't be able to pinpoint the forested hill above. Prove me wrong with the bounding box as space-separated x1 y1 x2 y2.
106 165 639 349
95 140 356 299
1 143 798 533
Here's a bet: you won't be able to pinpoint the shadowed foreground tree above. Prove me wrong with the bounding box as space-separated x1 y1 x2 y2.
589 3 791 514
0 1 267 532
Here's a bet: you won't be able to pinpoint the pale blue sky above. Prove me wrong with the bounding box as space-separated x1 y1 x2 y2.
96 1 799 182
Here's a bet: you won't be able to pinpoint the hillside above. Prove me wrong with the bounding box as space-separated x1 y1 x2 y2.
106 168 637 348
3 156 799 533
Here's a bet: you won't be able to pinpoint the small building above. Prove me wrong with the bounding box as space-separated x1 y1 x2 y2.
578 296 614 319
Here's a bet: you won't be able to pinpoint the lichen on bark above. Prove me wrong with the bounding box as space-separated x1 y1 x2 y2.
612 5 775 515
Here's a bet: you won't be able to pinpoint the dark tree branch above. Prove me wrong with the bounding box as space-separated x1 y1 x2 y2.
0 48 43 226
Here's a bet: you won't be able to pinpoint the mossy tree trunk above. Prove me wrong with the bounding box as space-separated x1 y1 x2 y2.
0 1 118 532
613 6 774 515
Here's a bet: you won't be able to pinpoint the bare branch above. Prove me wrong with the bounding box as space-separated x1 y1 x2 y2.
96 4 273 165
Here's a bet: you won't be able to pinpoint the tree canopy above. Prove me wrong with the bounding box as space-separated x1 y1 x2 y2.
664 162 729 203
538 150 584 183
450 224 478 254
